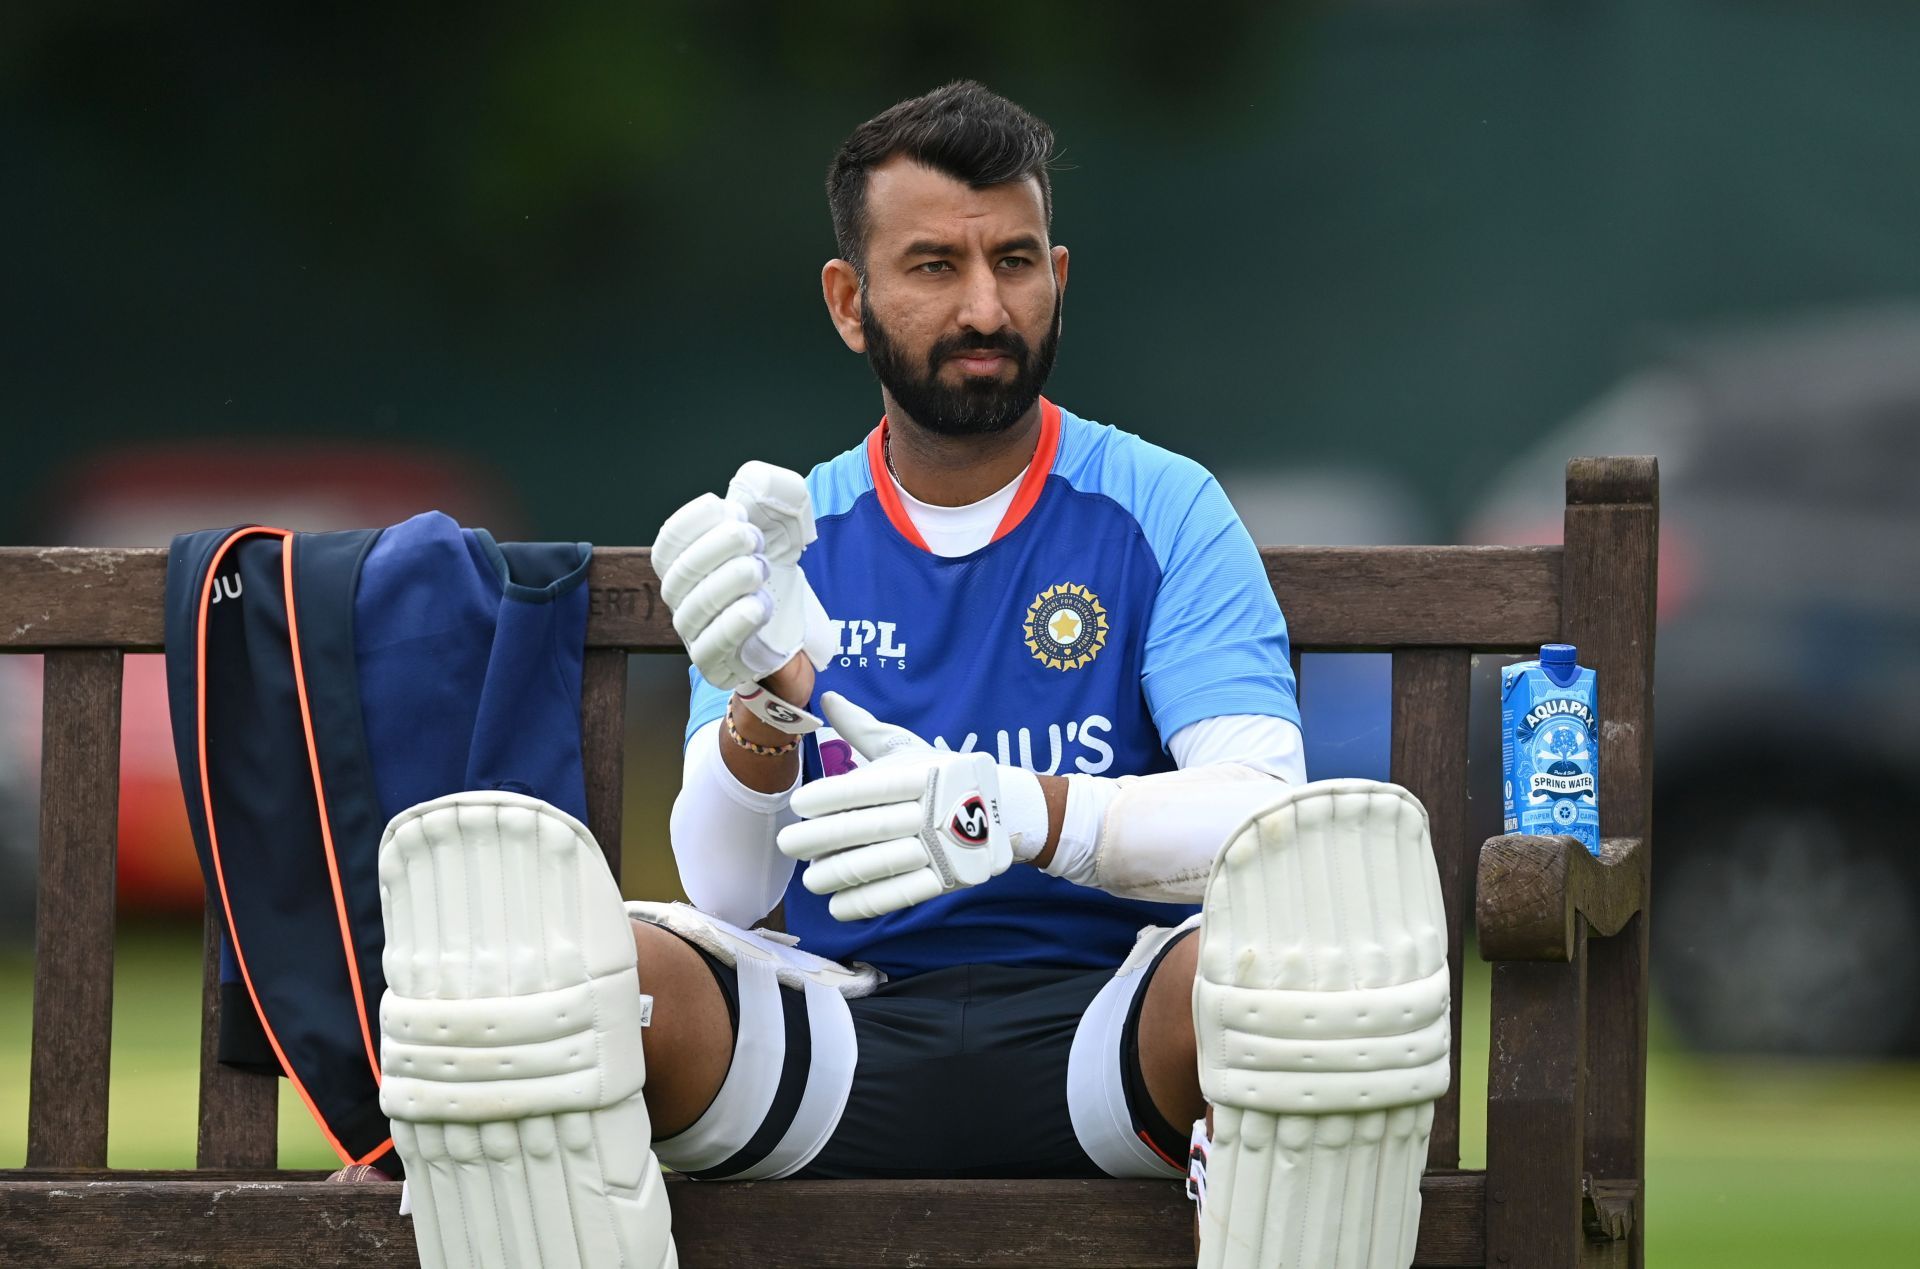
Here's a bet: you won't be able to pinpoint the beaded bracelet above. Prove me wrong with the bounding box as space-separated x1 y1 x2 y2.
725 705 801 756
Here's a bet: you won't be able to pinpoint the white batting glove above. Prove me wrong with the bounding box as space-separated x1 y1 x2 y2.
778 692 1014 921
651 462 835 698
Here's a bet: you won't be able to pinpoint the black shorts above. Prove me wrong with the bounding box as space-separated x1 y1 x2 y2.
653 925 1198 1182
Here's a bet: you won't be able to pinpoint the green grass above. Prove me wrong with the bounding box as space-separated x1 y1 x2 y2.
1450 943 1920 1266
6 919 1919 1265
0 921 340 1170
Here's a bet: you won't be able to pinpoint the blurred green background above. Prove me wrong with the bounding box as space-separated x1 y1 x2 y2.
8 0 1920 542
6 2 1920 1264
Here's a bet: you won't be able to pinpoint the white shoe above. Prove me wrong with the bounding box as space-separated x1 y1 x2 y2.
1194 780 1450 1269
378 791 677 1269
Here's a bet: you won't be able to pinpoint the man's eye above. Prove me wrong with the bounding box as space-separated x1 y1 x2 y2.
1000 257 1031 269
915 261 952 274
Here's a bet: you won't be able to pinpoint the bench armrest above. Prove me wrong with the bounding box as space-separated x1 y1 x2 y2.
1476 834 1646 962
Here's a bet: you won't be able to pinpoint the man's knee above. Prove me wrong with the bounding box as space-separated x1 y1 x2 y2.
625 902 868 1179
632 918 728 1012
1143 926 1198 996
629 917 734 1136
1136 927 1204 1126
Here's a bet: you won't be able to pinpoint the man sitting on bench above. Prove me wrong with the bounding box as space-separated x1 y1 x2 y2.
374 81 1451 1269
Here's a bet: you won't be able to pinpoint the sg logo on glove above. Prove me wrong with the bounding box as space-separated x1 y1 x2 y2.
779 693 1014 921
947 796 991 847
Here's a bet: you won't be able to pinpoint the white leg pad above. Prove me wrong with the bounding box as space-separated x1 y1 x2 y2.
1194 779 1450 1269
378 791 677 1269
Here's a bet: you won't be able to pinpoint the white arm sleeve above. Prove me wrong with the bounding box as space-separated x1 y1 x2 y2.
1044 713 1305 903
668 719 800 927
1167 713 1307 784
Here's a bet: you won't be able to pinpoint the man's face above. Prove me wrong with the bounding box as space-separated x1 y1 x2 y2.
853 158 1066 436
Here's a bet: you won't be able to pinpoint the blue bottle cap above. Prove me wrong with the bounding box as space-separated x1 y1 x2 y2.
1540 643 1579 686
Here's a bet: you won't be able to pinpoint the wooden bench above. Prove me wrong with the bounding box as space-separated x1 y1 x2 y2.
0 457 1657 1268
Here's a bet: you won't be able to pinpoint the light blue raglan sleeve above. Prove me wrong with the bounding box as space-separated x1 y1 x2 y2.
1138 466 1300 740
683 667 731 749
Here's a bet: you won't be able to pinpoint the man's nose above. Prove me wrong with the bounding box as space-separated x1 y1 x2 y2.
954 260 1013 334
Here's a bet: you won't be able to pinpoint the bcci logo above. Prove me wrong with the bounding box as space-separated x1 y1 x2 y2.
1023 583 1109 672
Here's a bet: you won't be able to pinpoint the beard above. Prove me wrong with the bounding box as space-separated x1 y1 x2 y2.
861 289 1062 437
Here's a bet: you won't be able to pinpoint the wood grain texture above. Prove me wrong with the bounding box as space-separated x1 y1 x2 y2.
0 544 1564 653
1475 835 1646 963
0 1173 1489 1267
1561 457 1658 843
195 908 278 1169
1485 941 1587 1269
1560 455 1657 1269
0 549 165 650
1390 648 1472 1170
1584 1177 1639 1249
1267 546 1562 649
1565 455 1659 509
26 650 122 1169
563 545 1565 652
580 647 628 883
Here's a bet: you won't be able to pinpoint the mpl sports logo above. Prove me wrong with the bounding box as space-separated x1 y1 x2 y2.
947 794 991 846
828 618 908 670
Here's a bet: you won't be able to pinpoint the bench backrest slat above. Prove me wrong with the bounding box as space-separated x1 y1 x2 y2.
1268 547 1562 650
195 909 278 1168
581 647 630 883
572 545 1564 653
1387 647 1473 1170
26 648 123 1169
0 546 1565 654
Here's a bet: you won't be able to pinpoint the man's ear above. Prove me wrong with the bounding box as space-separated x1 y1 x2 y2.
821 259 866 353
1051 243 1069 299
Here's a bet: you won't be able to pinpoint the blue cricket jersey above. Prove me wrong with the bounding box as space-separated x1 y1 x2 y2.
684 399 1298 977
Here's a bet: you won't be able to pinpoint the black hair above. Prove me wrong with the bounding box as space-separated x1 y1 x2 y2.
826 80 1056 271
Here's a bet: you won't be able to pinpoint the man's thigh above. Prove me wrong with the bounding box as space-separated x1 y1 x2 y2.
801 964 1107 1179
652 922 1198 1182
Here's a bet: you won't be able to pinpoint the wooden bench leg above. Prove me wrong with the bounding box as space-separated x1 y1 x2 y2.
1583 911 1648 1268
1486 929 1588 1268
1486 919 1642 1269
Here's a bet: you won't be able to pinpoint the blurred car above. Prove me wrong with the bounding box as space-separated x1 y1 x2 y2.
1469 306 1920 1057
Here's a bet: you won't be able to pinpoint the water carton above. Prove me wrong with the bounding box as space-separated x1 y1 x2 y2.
1501 643 1600 854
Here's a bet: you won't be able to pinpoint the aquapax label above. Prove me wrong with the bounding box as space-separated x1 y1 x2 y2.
1502 657 1600 854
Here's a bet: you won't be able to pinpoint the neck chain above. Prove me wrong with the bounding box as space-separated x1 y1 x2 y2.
887 422 1039 497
